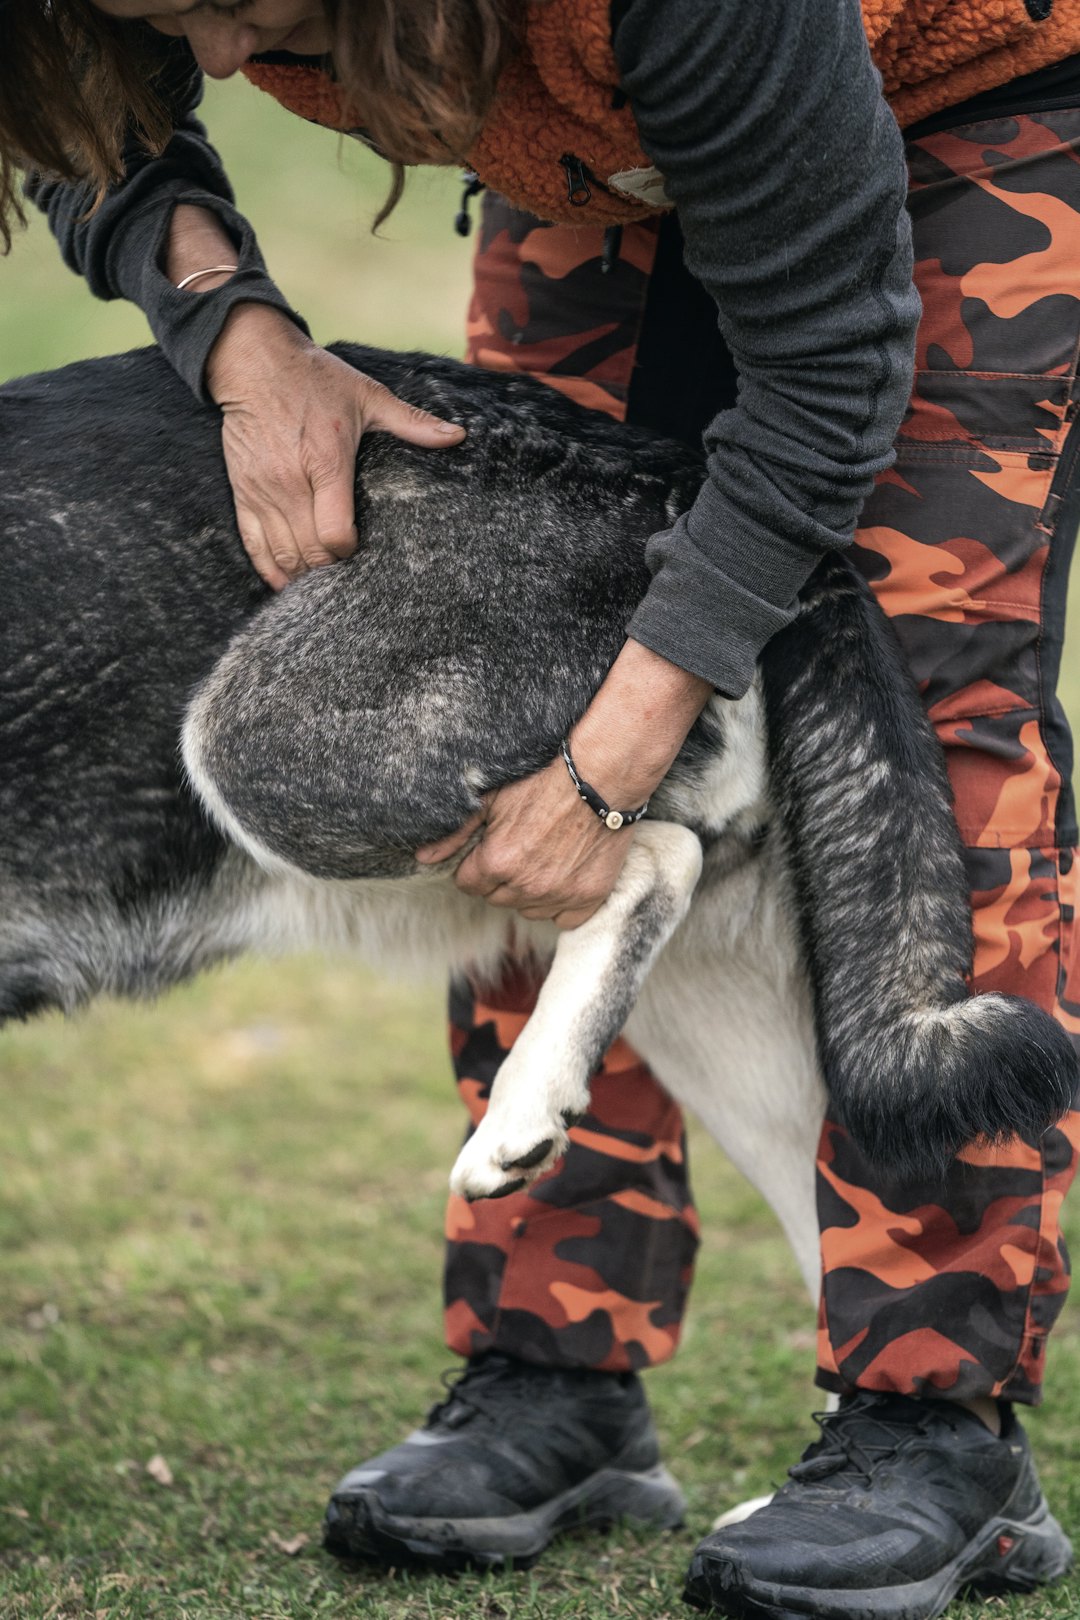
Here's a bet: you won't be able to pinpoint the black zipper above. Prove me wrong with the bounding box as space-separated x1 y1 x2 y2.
559 153 594 207
560 156 624 273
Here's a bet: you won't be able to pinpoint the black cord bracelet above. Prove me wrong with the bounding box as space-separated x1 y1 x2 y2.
559 739 649 831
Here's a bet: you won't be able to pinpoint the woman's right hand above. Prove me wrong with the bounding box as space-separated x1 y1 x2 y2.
204 302 466 590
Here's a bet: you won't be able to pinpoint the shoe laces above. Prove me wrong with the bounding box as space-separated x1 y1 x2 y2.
424 1353 523 1430
788 1395 941 1487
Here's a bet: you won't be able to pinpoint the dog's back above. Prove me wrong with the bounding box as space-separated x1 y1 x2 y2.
2 343 1075 1194
0 344 702 1016
0 351 262 1018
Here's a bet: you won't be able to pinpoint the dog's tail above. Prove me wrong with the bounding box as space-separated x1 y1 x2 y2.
761 551 1077 1183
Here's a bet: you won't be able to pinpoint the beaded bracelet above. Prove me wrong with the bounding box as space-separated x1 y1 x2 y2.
559 739 649 832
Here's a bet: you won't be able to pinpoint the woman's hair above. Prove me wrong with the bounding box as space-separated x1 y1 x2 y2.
328 0 523 159
331 0 525 222
0 0 524 251
0 1 171 251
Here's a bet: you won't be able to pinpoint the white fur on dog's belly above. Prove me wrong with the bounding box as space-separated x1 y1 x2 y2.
626 843 825 1300
215 853 555 986
211 829 825 1301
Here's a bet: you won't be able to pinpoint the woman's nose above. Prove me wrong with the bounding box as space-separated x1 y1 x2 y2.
183 20 259 78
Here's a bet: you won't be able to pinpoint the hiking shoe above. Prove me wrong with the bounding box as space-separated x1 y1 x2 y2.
683 1392 1072 1619
322 1351 684 1570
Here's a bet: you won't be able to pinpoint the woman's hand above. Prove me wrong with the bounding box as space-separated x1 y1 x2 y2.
418 759 637 930
417 641 714 928
205 304 465 590
166 203 465 589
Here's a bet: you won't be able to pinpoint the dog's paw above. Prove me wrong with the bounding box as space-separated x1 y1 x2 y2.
449 1115 571 1202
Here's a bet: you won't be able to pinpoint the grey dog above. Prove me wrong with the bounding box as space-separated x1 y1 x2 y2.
1 343 1075 1293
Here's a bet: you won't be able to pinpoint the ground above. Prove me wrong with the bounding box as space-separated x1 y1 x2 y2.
2 961 1078 1620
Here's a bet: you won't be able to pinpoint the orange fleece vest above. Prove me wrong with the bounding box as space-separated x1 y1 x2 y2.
242 0 1080 225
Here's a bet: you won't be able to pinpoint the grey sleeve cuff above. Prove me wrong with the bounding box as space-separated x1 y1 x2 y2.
107 188 310 402
626 473 822 697
627 522 796 697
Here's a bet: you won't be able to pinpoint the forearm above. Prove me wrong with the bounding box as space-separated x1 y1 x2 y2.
569 638 713 805
122 184 307 399
165 201 239 289
164 204 313 401
614 0 919 697
26 30 307 400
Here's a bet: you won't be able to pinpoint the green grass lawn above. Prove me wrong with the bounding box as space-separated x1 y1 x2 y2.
0 964 1078 1620
2 73 1080 1620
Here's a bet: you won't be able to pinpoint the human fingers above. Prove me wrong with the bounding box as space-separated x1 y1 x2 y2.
222 410 321 582
258 498 314 586
213 319 360 578
232 500 289 592
357 374 467 449
553 903 602 930
229 431 347 580
310 468 359 562
416 806 488 865
455 857 592 917
469 885 599 927
515 899 565 921
453 843 509 899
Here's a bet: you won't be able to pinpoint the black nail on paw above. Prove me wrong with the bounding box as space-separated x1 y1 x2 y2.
487 1176 528 1199
561 1110 584 1128
502 1138 553 1171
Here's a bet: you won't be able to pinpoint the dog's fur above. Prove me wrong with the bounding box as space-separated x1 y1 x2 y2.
1 344 1075 1298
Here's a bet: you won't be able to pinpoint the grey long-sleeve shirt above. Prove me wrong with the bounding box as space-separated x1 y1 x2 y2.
29 0 919 698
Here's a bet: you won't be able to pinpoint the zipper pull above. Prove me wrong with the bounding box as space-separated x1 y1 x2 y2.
601 224 623 275
454 170 484 237
559 154 592 208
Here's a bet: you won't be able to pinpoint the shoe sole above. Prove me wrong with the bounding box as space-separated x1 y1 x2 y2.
323 1462 686 1572
682 1498 1073 1619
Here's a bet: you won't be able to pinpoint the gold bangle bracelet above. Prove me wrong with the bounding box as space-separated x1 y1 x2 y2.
174 264 240 292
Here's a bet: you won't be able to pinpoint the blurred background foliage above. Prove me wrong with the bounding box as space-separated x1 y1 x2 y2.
0 76 473 373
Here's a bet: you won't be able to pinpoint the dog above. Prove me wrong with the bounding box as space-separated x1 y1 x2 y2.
1 342 1075 1301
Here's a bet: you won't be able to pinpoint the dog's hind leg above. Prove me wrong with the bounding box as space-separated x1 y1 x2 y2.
449 822 703 1202
627 851 826 1302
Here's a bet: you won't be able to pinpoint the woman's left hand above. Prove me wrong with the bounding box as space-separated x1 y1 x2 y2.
415 639 714 928
417 755 637 930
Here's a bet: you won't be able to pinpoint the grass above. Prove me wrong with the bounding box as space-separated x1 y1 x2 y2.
2 68 1080 1620
0 963 1078 1620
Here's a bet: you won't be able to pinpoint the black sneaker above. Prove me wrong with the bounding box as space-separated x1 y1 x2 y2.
683 1392 1072 1619
323 1352 685 1571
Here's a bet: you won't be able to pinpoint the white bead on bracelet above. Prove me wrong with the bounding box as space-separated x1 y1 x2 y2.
174 264 240 291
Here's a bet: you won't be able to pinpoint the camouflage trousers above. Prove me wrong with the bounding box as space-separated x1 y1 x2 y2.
445 111 1080 1404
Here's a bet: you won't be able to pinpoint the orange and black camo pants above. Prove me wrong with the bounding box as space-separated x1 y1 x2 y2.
444 110 1080 1405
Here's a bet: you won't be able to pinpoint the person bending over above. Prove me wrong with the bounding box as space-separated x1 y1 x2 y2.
2 2 1079 1615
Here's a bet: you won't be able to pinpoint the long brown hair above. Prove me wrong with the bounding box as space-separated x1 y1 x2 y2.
330 0 525 223
0 0 524 252
0 1 173 251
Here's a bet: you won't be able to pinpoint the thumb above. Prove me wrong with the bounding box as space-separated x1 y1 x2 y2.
360 378 466 449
